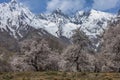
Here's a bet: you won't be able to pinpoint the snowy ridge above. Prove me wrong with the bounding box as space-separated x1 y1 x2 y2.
0 0 115 42
72 9 115 49
0 0 35 38
0 0 79 38
74 9 115 37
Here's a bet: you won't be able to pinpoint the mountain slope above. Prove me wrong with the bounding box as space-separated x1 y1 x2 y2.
0 0 116 50
73 9 115 50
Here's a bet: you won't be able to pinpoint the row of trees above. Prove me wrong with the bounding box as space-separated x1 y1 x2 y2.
10 28 95 72
10 38 60 71
6 19 120 72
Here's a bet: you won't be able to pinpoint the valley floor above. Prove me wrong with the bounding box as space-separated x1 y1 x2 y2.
0 71 120 80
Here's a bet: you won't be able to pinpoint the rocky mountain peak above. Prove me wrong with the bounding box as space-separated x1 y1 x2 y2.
51 8 69 19
117 9 120 16
52 8 62 14
10 0 17 3
0 0 35 38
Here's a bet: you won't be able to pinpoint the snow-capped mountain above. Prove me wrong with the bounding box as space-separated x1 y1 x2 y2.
73 10 115 49
74 9 114 37
39 9 115 49
0 0 116 50
38 9 115 39
0 0 35 38
0 0 79 39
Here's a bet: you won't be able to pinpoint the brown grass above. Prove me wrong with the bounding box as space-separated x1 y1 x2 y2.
0 72 120 80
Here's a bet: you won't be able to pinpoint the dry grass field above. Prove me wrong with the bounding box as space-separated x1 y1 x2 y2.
0 71 120 80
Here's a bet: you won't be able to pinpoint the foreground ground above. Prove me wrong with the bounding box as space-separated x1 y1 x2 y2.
0 71 120 80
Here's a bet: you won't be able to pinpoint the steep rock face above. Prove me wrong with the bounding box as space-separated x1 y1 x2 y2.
0 29 19 52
